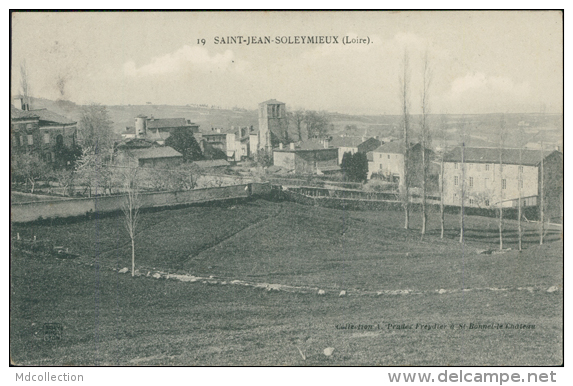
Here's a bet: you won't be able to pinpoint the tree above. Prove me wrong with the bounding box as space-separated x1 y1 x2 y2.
419 51 432 236
458 118 468 243
121 167 141 277
399 50 411 229
290 109 306 141
498 115 507 250
349 152 368 183
75 146 114 196
50 168 76 196
438 114 448 239
341 151 353 177
303 110 330 139
20 60 30 108
78 104 115 155
165 130 203 161
12 153 51 193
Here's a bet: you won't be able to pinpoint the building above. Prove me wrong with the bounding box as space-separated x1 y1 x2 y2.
201 127 239 161
273 139 339 174
118 146 183 168
441 146 563 209
11 97 77 166
330 136 382 164
367 141 432 185
258 99 288 152
122 115 200 145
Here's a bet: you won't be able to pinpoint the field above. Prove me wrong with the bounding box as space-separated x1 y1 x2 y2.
10 199 563 365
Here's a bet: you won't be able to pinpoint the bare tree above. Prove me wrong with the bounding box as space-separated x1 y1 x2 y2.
539 134 545 245
498 115 507 250
458 118 468 243
20 60 31 108
290 109 306 141
438 114 448 239
122 168 141 277
78 104 115 156
399 50 411 230
517 128 525 251
419 51 432 236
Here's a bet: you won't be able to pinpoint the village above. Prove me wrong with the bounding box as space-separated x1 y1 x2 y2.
9 11 563 369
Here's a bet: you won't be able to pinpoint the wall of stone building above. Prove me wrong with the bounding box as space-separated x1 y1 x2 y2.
294 149 338 174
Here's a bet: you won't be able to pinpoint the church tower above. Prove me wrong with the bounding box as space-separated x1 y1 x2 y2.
258 99 287 152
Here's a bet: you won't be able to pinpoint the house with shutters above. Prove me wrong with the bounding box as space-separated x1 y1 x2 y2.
441 146 563 212
11 97 77 166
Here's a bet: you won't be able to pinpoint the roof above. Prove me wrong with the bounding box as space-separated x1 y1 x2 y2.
116 138 158 149
146 118 190 130
329 136 364 148
372 141 408 154
31 109 76 125
358 137 382 153
259 99 285 106
128 146 182 160
443 147 558 166
11 106 76 125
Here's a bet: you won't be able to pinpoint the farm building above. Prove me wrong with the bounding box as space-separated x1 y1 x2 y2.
441 147 563 212
330 136 382 164
122 115 200 146
273 140 339 175
367 141 434 186
117 146 183 168
11 97 77 166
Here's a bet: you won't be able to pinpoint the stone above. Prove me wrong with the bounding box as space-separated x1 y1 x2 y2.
323 347 335 356
339 290 347 297
152 273 161 279
547 286 559 293
118 268 129 274
318 289 326 296
438 289 447 294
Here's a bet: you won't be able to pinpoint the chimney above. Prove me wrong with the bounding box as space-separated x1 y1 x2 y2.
279 143 283 150
289 142 295 150
14 96 26 111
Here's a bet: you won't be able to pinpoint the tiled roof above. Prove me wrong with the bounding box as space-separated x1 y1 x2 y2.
32 109 76 125
259 99 285 105
329 136 364 148
11 106 76 125
443 147 557 166
129 146 182 159
372 141 408 154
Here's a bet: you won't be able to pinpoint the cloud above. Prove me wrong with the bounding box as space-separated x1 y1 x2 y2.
123 45 248 77
442 72 532 113
449 72 530 97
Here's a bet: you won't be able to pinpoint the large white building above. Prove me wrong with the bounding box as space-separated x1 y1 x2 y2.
441 147 563 208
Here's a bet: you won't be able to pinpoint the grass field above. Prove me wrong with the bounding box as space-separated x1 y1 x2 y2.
10 199 563 365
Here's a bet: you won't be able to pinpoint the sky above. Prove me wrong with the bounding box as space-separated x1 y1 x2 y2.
11 11 563 115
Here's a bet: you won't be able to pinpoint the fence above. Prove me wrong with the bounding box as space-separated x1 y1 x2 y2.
11 183 272 223
279 186 541 220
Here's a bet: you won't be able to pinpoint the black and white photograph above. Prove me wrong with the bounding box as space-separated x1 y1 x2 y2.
9 10 563 370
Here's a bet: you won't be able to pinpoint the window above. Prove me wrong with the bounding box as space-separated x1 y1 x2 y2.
485 199 490 206
502 179 507 189
469 198 474 205
455 163 459 169
518 165 524 173
485 164 490 171
43 133 50 144
387 154 390 159
469 177 474 187
454 176 459 186
27 135 33 145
